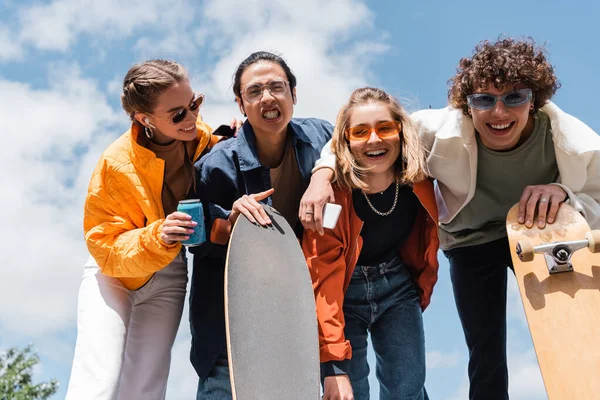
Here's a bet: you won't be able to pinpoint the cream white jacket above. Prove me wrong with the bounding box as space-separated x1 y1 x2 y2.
314 102 600 228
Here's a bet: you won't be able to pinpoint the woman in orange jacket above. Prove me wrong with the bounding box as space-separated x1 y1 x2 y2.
66 60 221 400
302 87 439 400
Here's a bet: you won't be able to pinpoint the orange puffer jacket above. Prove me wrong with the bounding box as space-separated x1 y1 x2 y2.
83 117 216 290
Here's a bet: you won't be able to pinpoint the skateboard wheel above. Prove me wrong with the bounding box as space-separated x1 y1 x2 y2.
586 230 600 253
517 240 535 262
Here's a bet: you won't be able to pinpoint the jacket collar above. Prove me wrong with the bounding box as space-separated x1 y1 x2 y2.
541 102 599 155
236 118 313 172
434 106 476 143
128 117 213 163
129 123 159 163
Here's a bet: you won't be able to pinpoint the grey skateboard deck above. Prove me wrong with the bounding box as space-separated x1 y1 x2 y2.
225 205 320 400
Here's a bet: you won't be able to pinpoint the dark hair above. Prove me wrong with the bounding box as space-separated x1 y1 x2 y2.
448 37 560 115
232 51 297 99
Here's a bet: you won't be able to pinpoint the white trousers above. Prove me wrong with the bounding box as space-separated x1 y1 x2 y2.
66 251 188 400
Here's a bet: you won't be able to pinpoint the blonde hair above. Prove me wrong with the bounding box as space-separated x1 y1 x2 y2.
120 59 187 120
332 87 428 192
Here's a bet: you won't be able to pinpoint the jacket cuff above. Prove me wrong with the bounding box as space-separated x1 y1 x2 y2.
321 360 350 377
311 144 336 174
549 182 572 202
153 219 181 249
550 182 585 213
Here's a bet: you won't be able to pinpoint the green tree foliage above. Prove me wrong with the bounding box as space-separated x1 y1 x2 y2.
0 345 58 400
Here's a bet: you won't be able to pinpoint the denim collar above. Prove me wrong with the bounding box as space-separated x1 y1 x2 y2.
236 119 313 171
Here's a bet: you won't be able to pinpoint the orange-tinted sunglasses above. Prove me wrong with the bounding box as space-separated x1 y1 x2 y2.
345 120 401 142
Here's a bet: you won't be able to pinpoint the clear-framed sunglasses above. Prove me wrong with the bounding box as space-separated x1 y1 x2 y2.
467 88 532 110
242 79 289 103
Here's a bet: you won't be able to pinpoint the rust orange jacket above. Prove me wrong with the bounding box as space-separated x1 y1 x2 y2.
83 117 216 290
302 179 440 363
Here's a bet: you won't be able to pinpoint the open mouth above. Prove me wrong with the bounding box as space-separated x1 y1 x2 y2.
487 121 514 134
262 109 281 121
364 149 388 159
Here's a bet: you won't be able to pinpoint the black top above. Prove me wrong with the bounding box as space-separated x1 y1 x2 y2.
352 182 420 265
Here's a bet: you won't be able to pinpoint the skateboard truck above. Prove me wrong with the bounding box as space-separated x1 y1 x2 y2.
516 230 600 274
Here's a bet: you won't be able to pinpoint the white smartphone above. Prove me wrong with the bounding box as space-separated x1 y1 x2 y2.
322 203 342 229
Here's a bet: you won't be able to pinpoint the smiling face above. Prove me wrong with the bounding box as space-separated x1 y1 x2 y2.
135 79 199 144
348 102 401 177
470 83 535 151
236 61 295 139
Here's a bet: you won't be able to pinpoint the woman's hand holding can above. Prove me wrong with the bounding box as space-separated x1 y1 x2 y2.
160 212 197 245
176 199 206 246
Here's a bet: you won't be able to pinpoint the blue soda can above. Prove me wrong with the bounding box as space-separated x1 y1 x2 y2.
177 199 206 246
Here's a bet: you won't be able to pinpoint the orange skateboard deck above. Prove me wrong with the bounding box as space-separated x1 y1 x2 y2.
506 203 600 399
225 205 320 400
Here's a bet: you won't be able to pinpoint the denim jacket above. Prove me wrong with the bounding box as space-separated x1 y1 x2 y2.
189 117 333 381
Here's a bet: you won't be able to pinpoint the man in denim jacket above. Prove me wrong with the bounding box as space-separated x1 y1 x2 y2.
189 51 332 400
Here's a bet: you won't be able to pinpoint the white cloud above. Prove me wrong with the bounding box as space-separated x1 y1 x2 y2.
0 0 200 60
507 349 546 399
444 375 469 400
0 26 23 61
0 64 120 336
201 0 373 42
18 0 172 52
191 0 388 128
427 349 462 369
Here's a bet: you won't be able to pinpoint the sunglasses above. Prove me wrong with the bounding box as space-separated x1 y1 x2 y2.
150 92 204 125
345 121 401 142
242 79 289 103
467 88 532 110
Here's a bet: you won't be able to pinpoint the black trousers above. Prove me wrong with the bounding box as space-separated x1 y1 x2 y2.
444 237 515 400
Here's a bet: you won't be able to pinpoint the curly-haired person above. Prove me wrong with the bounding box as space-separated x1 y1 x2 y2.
305 37 600 400
413 37 600 399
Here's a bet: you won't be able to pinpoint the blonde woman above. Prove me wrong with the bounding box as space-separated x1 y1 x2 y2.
66 60 220 400
302 87 439 400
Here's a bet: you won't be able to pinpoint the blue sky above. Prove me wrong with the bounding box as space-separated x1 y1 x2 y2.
1 0 598 399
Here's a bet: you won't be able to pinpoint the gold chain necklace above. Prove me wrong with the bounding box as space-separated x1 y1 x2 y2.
362 181 399 217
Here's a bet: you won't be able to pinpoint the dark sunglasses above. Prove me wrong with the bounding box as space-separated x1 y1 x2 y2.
467 88 532 110
151 92 205 125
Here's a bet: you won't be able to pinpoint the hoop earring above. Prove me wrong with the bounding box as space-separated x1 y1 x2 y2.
145 125 154 139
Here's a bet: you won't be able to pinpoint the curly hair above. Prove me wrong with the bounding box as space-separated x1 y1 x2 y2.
448 37 560 115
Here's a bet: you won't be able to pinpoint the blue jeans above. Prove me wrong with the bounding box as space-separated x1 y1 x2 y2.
444 237 514 400
342 256 426 400
196 349 231 400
